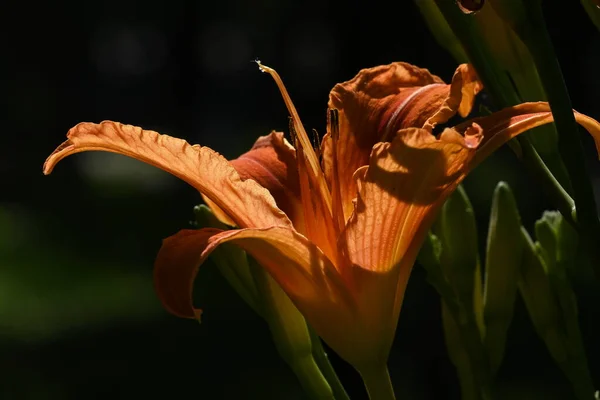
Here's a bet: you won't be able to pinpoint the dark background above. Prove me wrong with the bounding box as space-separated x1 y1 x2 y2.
2 1 599 399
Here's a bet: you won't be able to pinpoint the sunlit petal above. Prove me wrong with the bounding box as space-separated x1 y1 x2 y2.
43 121 292 229
154 227 223 320
204 131 305 231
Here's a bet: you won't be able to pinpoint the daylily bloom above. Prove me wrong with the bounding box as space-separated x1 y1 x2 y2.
43 62 600 378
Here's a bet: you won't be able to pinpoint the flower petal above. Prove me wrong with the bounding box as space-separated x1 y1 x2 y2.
154 226 372 358
155 225 402 367
422 64 483 130
452 102 600 167
341 104 600 356
340 127 481 366
44 121 292 229
155 226 349 318
154 227 223 320
203 131 304 230
344 127 480 274
325 63 482 221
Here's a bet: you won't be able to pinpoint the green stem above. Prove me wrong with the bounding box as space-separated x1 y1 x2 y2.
517 3 600 278
309 327 351 400
358 365 396 400
456 364 480 400
289 356 336 400
516 136 576 224
248 259 334 399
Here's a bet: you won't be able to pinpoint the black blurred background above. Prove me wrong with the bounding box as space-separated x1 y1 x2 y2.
2 1 599 399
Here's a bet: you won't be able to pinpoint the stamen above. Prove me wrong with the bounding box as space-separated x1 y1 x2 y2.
329 109 339 141
312 129 322 160
256 61 332 213
292 117 339 263
328 108 346 233
288 117 298 146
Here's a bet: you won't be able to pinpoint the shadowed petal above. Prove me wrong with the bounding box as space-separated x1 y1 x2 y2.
43 121 292 229
344 127 480 274
154 227 223 320
153 226 370 364
325 63 482 220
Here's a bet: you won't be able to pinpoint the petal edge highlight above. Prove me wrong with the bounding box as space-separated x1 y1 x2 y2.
44 121 292 229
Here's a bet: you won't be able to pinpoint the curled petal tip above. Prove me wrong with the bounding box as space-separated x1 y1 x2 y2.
43 139 75 175
464 123 483 148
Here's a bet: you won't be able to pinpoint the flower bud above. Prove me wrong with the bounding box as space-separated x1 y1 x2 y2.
518 227 568 364
435 185 482 317
483 182 524 375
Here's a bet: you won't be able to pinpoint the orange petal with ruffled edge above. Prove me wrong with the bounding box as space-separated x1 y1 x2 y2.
341 103 600 362
43 121 292 230
202 131 304 232
324 63 482 221
153 226 381 365
343 102 600 276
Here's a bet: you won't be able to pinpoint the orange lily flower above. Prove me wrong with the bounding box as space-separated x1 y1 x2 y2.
43 62 600 376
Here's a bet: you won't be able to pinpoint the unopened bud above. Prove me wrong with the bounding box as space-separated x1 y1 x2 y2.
483 182 524 375
435 185 481 315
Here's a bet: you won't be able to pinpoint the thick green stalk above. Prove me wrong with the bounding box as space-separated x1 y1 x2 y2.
358 365 396 400
309 327 351 400
289 356 335 400
197 205 347 397
249 259 334 399
516 137 576 224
